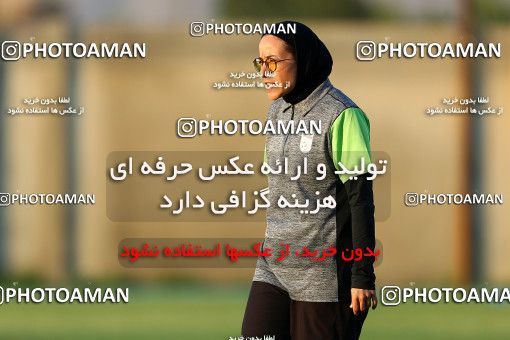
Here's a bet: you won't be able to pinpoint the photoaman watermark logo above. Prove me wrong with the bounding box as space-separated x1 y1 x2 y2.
404 192 503 206
189 22 297 37
0 286 129 304
176 117 322 138
1 41 146 61
356 41 501 61
381 285 510 305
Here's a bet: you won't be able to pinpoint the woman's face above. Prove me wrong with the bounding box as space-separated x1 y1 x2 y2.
258 35 297 101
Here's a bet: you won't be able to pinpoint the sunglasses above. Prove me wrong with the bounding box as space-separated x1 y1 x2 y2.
253 56 293 72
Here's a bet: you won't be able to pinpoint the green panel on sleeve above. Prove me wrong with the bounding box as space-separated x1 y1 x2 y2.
329 107 372 183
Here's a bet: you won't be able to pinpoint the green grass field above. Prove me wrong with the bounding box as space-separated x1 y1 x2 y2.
0 283 508 339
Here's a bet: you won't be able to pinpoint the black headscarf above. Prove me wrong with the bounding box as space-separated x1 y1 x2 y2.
262 21 333 105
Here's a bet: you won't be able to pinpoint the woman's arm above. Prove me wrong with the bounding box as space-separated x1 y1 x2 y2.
329 107 378 314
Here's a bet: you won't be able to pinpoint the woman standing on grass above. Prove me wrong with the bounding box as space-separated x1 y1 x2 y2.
242 21 377 340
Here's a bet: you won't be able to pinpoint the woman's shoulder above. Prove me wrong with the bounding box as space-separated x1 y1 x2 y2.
317 83 370 127
323 83 358 111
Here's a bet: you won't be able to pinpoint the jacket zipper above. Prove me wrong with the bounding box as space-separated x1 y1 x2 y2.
282 104 294 158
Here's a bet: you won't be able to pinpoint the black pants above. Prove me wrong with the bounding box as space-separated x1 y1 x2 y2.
242 281 368 340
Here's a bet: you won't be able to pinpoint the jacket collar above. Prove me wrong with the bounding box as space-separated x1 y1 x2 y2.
281 78 333 117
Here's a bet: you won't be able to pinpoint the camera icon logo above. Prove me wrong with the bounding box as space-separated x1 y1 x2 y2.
404 193 419 207
0 193 11 207
190 22 206 37
356 40 376 61
1 41 21 61
381 285 401 306
177 118 197 138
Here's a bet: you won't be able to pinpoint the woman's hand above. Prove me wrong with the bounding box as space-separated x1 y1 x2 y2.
350 288 378 315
